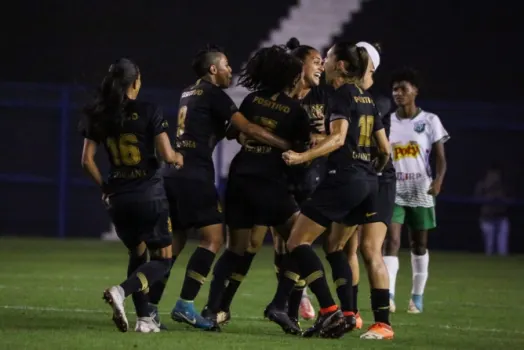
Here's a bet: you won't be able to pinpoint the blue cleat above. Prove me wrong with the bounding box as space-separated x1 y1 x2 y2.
171 299 219 331
408 294 423 313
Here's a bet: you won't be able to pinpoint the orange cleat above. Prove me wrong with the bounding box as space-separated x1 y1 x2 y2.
360 322 394 340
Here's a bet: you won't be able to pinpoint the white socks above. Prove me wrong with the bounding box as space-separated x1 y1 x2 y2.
411 251 429 295
383 256 399 297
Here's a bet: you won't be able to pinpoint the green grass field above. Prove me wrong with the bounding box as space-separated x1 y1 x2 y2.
0 238 523 349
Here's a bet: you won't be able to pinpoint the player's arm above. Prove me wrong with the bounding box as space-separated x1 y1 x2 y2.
428 115 449 196
429 141 447 195
212 91 291 150
81 138 104 188
231 113 291 150
282 92 349 165
310 133 327 147
282 118 348 165
372 128 391 173
155 133 183 168
371 111 390 172
151 106 183 167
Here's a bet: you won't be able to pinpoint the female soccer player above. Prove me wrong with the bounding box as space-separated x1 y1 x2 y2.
202 45 310 335
80 58 182 333
344 92 394 331
207 39 326 327
162 45 291 331
280 42 390 338
383 67 449 314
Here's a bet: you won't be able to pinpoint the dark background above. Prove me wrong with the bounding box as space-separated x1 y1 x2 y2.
1 0 523 253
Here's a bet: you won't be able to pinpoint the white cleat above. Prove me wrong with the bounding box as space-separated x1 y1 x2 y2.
389 298 396 313
103 286 129 332
135 317 161 333
407 299 422 314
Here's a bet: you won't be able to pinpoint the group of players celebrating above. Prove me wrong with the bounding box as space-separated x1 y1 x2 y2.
80 35 449 341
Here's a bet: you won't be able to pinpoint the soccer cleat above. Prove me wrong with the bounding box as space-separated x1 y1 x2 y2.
299 295 315 320
148 303 168 330
264 304 302 335
135 316 161 333
303 309 346 339
289 317 302 332
407 294 423 314
389 293 396 313
343 312 357 333
360 322 394 340
171 300 219 331
102 286 129 332
216 310 231 325
355 312 363 330
201 305 231 326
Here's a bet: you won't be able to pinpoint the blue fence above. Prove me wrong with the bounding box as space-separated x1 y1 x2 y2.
1 82 523 252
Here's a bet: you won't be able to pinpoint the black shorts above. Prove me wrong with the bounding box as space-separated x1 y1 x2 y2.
344 178 395 226
226 174 298 229
107 196 172 250
301 169 379 227
164 177 222 230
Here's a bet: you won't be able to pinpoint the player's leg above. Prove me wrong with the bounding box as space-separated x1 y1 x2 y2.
497 217 510 256
359 221 394 340
383 205 405 312
171 180 223 331
213 225 266 324
344 229 363 329
204 175 252 321
104 200 173 333
321 222 359 334
406 206 435 313
147 177 188 328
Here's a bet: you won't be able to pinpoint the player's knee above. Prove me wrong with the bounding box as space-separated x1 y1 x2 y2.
360 238 381 263
199 230 224 252
410 240 427 255
385 234 401 255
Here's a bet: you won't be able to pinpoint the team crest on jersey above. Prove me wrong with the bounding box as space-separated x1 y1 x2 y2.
413 121 426 133
304 104 325 121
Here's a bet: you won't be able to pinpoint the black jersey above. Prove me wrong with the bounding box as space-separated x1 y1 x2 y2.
83 100 168 196
299 85 331 134
163 79 238 181
327 83 384 177
374 95 395 181
229 90 310 182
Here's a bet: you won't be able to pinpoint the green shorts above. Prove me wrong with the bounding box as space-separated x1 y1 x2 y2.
392 205 436 230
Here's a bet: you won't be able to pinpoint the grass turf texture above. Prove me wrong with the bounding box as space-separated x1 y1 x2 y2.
0 237 523 349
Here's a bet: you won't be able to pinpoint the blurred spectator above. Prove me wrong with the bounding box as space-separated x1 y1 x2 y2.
474 164 510 256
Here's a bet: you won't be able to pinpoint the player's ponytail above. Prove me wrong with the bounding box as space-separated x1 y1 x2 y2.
84 58 140 136
238 45 302 93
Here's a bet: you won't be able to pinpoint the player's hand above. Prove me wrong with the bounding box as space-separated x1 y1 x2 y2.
428 179 442 196
311 119 325 133
282 150 305 165
174 152 184 169
238 132 248 146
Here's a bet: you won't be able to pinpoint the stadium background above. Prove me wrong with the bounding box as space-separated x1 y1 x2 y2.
1 0 523 253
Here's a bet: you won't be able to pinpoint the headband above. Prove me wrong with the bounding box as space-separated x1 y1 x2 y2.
356 42 380 70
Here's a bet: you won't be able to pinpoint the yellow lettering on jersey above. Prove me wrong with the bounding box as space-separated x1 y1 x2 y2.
252 96 291 113
181 89 203 99
353 96 374 104
393 142 420 161
352 151 371 161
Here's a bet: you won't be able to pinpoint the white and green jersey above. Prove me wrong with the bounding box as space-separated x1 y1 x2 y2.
389 109 450 207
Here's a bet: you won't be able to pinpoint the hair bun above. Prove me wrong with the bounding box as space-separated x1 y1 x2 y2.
372 42 382 54
286 37 301 50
